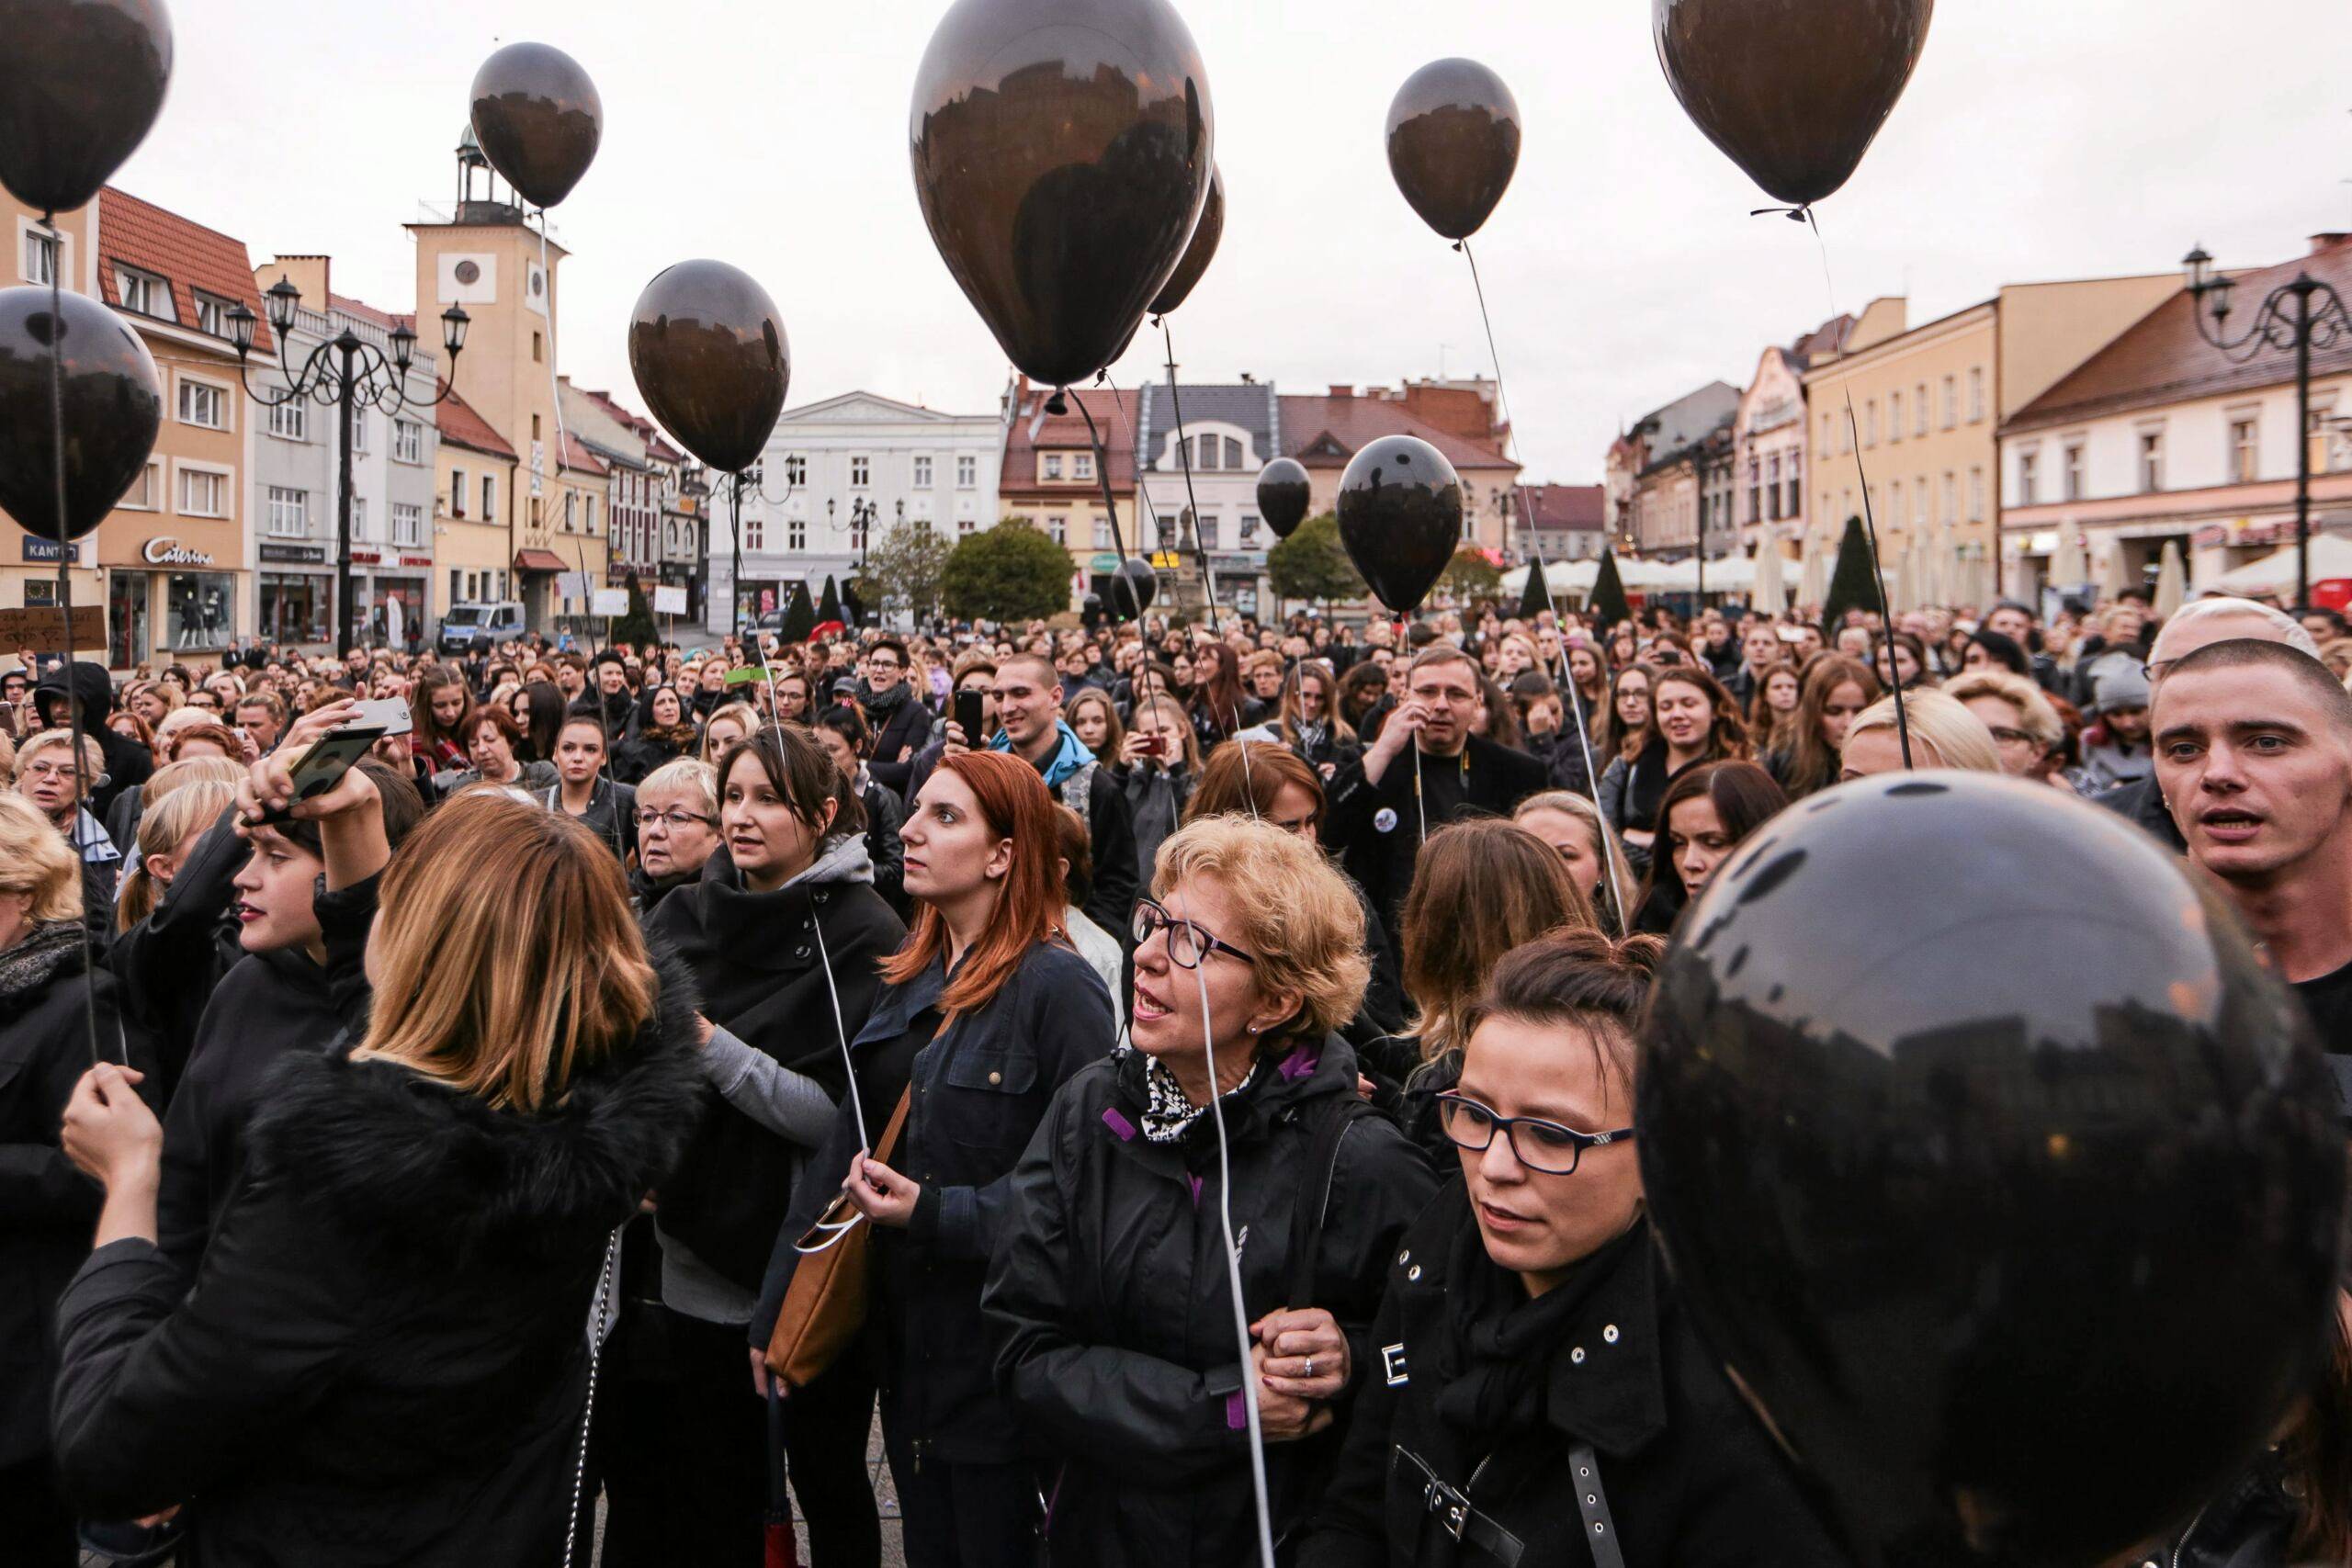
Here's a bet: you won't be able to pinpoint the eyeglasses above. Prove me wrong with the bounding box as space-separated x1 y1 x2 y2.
633 807 716 830
1986 725 2039 748
1434 1092 1632 1176
1132 897 1254 969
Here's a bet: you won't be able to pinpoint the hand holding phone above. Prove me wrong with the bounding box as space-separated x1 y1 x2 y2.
241 701 384 827
954 690 987 749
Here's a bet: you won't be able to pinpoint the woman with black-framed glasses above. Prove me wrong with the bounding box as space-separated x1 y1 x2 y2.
1300 929 1844 1568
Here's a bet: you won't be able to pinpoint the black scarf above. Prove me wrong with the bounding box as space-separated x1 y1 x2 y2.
0 920 83 1004
859 677 911 717
1433 1213 1645 1438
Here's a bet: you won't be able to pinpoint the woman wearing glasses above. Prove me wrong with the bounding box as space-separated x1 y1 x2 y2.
633 727 906 1567
628 758 720 911
751 751 1115 1568
986 816 1436 1567
1299 930 1843 1568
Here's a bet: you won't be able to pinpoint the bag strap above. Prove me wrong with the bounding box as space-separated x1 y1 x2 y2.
1568 1442 1625 1568
562 1224 621 1568
1285 1093 1368 1309
874 1086 913 1165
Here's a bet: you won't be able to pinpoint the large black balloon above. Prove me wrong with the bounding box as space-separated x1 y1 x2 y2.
1111 557 1157 619
0 285 161 542
1385 59 1520 242
910 0 1214 389
1335 435 1461 615
0 0 172 216
1655 0 1933 209
628 260 789 476
469 41 602 209
1255 456 1309 539
1148 165 1222 319
1640 773 2345 1568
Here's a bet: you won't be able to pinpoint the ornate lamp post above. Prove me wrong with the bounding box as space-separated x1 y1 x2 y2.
227 282 469 654
2181 245 2351 612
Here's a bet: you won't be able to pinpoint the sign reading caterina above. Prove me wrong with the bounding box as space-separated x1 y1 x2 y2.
142 537 216 567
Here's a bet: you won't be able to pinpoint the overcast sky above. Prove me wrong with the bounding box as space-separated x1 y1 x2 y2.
121 0 2349 483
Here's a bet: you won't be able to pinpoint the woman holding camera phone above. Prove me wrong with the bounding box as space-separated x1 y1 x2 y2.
1113 695 1197 894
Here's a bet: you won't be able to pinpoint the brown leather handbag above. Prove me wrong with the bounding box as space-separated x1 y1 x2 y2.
763 1089 910 1389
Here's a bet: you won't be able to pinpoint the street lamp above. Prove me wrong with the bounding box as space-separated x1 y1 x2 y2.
710 463 793 639
2181 243 2351 612
227 287 469 655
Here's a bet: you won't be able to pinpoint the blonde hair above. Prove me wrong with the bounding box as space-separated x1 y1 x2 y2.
1151 815 1369 1044
0 791 81 923
639 757 718 818
1128 694 1202 771
1513 789 1639 930
353 793 658 1112
141 755 243 808
699 701 761 763
1941 670 2063 750
12 728 104 784
116 778 236 931
1846 688 2004 773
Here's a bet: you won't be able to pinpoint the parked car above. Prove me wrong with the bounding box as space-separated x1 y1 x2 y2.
437 601 526 656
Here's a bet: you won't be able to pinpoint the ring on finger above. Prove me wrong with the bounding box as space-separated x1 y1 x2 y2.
1301 1357 1315 1379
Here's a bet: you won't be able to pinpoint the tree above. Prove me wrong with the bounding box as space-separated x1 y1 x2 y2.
1438 545 1502 604
942 521 1074 624
610 575 657 646
1821 515 1883 634
1266 513 1363 607
1590 549 1632 630
776 580 817 644
863 523 953 628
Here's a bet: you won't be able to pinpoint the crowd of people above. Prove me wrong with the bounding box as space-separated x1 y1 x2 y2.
1 584 2348 1568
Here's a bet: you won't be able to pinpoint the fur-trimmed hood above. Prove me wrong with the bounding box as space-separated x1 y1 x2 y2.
243 953 708 1259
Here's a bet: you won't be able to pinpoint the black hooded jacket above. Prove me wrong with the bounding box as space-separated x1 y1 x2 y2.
986 1038 1436 1563
32 660 148 817
50 939 707 1565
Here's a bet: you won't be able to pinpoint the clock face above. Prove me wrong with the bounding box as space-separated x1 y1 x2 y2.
454 260 481 286
439 253 496 304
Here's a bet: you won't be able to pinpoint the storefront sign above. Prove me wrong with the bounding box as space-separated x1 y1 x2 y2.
20 536 84 564
141 536 214 567
398 554 433 569
258 543 327 564
349 548 382 565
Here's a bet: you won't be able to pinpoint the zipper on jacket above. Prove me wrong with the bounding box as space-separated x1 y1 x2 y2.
2167 1495 2211 1568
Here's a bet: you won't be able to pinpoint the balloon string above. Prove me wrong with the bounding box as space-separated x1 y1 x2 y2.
537 213 598 658
44 213 107 1068
1154 320 1226 638
1748 205 1814 224
1068 389 1141 621
1457 238 1627 931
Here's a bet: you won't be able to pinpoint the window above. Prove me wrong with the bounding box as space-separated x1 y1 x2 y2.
1940 376 1957 428
957 454 976 489
1240 513 1261 546
2017 448 2039 505
1820 413 1834 453
1888 391 1903 442
21 226 56 285
532 331 542 363
481 474 496 522
267 399 306 441
1786 452 1802 519
177 379 225 430
267 486 309 537
1911 476 1926 531
120 462 157 510
2063 443 2085 502
851 456 870 488
1094 516 1114 549
1157 514 1178 549
449 468 468 518
788 516 807 551
1198 513 1218 549
1967 466 1985 523
1048 514 1068 545
1074 450 1093 481
1044 453 1063 480
913 455 933 488
2139 429 2165 491
744 513 763 550
532 414 541 441
1223 436 1241 468
1967 367 1986 423
530 497 541 527
194 291 234 338
563 492 576 530
392 502 424 547
1914 383 1928 436
393 420 423 464
1940 471 1957 524
347 409 367 452
959 514 975 536
2230 416 2259 483
118 266 171 320
582 495 596 534
176 466 226 518
785 455 807 487
349 497 368 537
1890 479 1905 522
1863 400 1878 446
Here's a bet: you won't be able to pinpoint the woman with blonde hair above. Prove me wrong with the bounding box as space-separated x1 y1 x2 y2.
51 705 706 1566
112 777 236 931
698 700 759 765
1113 694 1199 889
1942 668 2067 784
1839 688 2005 779
1278 658 1358 777
1513 789 1638 934
987 815 1437 1565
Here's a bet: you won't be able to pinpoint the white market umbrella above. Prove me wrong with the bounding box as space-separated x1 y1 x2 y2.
2048 531 2088 595
2204 532 2352 595
1796 532 1831 614
1929 522 1958 609
2153 539 2188 619
2098 540 2133 605
1750 535 1788 615
1889 533 1919 615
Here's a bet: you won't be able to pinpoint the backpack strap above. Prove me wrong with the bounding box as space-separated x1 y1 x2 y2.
1285 1091 1372 1309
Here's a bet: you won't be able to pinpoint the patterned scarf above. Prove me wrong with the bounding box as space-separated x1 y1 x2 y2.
0 920 85 1006
1139 1051 1262 1144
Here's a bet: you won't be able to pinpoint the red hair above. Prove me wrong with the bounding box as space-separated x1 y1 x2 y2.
881 750 1069 1021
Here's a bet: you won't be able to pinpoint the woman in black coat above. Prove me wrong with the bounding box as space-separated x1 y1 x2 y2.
49 737 706 1568
987 817 1434 1564
1299 930 1844 1568
0 794 159 1568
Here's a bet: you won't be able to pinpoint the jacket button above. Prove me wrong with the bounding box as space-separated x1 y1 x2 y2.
1602 1325 1620 1344
1397 1249 1410 1265
988 1070 1001 1086
1407 1266 1421 1281
1571 1347 1586 1364
796 946 810 959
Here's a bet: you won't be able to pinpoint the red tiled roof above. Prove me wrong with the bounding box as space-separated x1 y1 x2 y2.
1001 383 1139 498
97 186 270 353
1277 394 1521 476
435 384 515 460
1516 482 1604 530
560 431 607 476
329 291 397 331
2007 237 2352 434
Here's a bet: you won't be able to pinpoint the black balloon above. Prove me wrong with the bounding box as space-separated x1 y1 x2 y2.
469 41 602 209
1655 0 1933 209
1111 557 1157 619
0 0 172 216
1335 435 1461 615
1385 59 1520 242
1149 165 1222 318
1640 773 2344 1568
1255 456 1309 539
627 260 789 477
0 285 161 542
910 0 1214 389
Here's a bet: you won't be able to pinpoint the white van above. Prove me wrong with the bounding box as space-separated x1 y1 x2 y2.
437 601 526 656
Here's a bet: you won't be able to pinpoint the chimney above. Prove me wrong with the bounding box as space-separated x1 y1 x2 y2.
2312 232 2350 255
1329 384 1353 399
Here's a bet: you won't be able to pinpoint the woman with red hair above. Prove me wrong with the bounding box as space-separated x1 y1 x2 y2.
748 750 1115 1568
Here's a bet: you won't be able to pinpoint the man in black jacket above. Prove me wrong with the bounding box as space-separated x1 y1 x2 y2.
859 637 930 795
1327 646 1547 929
31 660 148 818
988 653 1138 934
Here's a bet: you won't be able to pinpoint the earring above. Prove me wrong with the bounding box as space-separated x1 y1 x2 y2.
1247 1024 1260 1034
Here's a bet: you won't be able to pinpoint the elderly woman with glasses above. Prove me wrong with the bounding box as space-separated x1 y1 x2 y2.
1298 930 1842 1568
987 816 1436 1567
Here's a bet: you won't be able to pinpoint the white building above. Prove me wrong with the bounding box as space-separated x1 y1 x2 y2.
1135 380 1280 619
711 391 1005 633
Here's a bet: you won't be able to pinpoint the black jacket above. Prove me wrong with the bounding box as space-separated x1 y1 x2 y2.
50 904 708 1565
1300 1194 1847 1568
542 774 638 863
987 1038 1435 1563
1114 761 1193 895
1328 737 1549 931
32 660 148 818
104 805 248 1099
2141 1450 2306 1568
641 837 904 1289
865 684 933 795
613 724 696 785
2093 774 2186 853
858 773 910 918
0 927 158 1470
